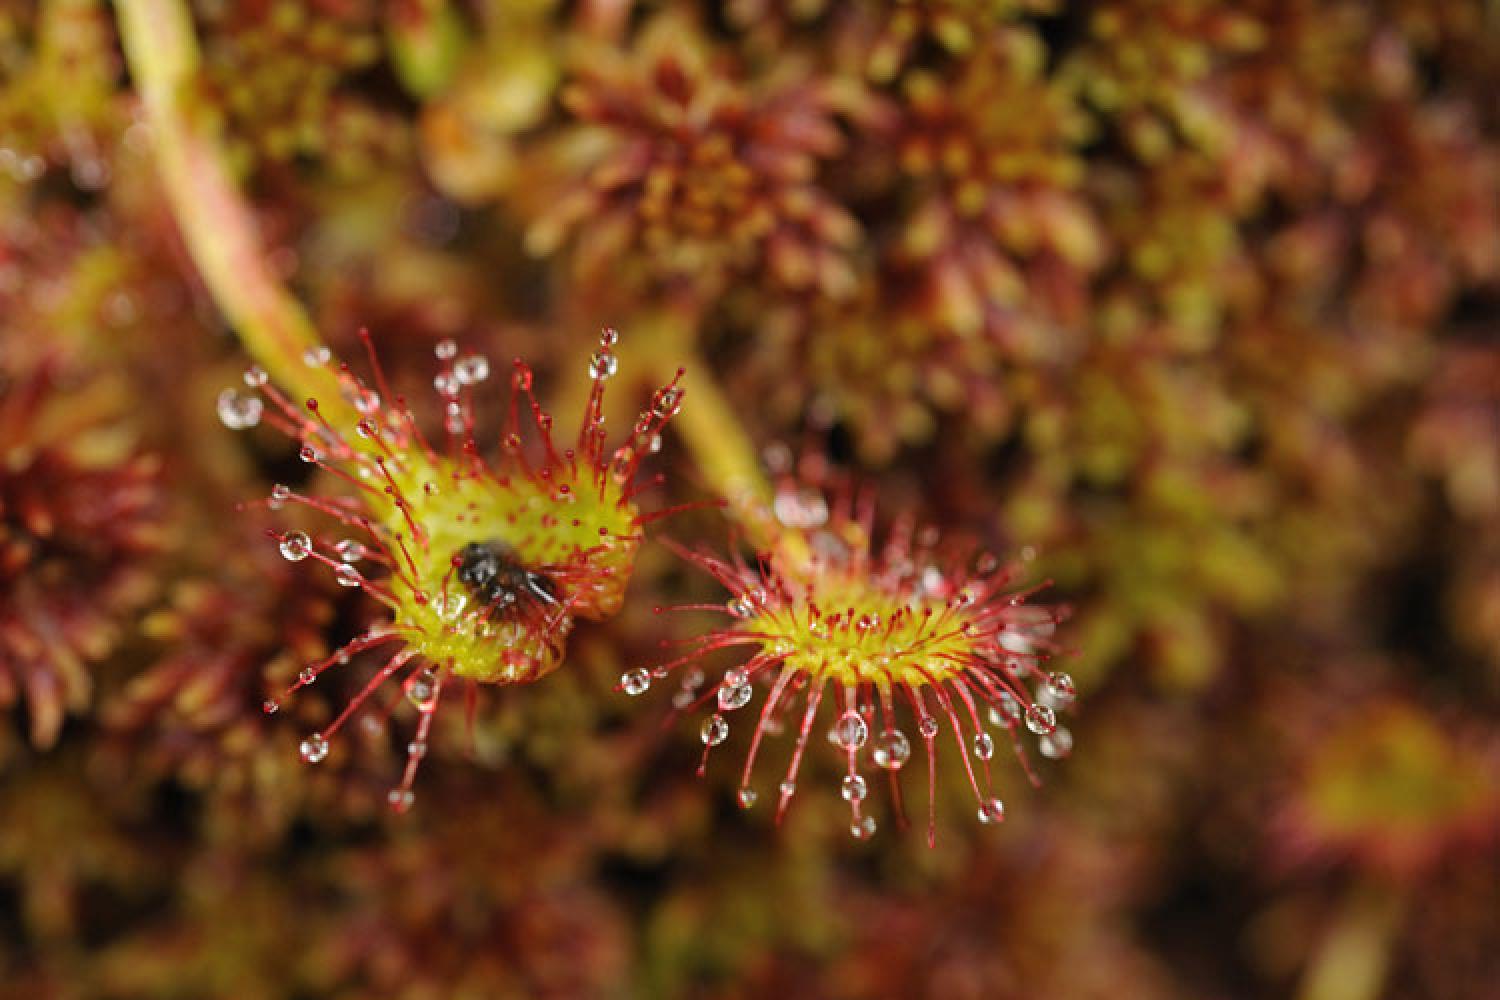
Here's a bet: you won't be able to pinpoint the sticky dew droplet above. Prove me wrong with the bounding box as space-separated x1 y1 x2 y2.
279 531 312 562
588 351 618 380
990 691 1022 726
216 388 263 430
872 728 910 770
299 733 329 763
1045 671 1076 705
1025 703 1056 735
406 669 439 711
830 710 868 749
334 539 366 562
717 676 752 711
453 355 490 385
700 713 729 746
652 386 684 419
1039 725 1073 760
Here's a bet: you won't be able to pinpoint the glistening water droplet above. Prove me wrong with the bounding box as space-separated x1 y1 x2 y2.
588 351 618 380
217 388 263 430
652 386 684 419
700 713 729 746
990 691 1022 726
717 679 753 711
334 539 366 563
406 669 439 710
299 733 329 763
830 710 868 749
1039 725 1074 760
279 531 312 562
1025 703 1056 735
872 728 910 769
453 355 490 384
1045 671 1076 705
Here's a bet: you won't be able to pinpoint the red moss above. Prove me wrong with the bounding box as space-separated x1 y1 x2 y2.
0 355 163 747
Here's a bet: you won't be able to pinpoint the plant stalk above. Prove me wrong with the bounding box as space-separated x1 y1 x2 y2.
115 0 357 427
632 307 812 572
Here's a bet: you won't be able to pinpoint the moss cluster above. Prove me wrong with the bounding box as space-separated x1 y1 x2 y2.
0 0 1497 997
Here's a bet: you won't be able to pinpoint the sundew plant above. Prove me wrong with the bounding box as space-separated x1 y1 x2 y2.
2 1 1498 998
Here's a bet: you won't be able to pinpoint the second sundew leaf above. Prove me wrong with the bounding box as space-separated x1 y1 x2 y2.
627 462 1076 846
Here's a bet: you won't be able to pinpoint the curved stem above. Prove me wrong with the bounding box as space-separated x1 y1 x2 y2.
632 309 770 504
1297 876 1406 1000
632 307 811 572
115 0 357 427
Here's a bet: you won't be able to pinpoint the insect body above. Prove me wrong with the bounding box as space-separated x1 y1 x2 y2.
454 539 560 622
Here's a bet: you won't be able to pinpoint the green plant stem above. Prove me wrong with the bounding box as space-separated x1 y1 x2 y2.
632 309 770 503
115 0 358 428
633 308 812 572
1297 877 1406 1000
